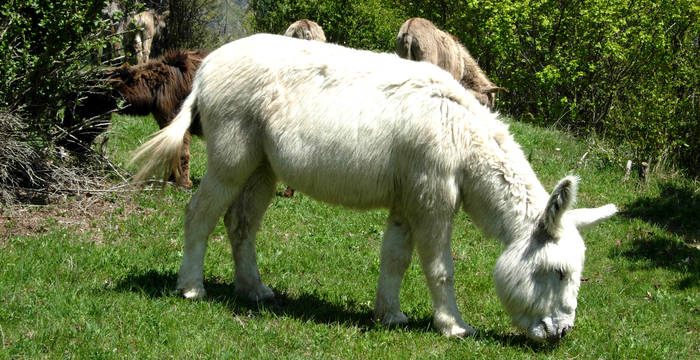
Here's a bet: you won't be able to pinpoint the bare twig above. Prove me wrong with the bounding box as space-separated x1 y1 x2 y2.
31 186 156 194
53 124 129 184
639 161 650 184
0 17 12 41
577 151 589 168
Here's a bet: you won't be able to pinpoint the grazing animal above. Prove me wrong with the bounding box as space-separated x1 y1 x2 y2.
60 75 119 156
396 17 503 109
124 8 170 64
284 19 327 42
109 48 209 187
100 3 169 65
130 34 617 342
62 49 208 184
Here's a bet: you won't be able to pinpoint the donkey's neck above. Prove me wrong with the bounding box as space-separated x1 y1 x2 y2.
458 118 549 245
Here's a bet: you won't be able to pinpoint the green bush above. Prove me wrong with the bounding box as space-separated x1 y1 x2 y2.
0 0 110 124
0 1 115 202
444 0 699 172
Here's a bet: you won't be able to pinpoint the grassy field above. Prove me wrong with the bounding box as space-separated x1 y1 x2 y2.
1 113 698 359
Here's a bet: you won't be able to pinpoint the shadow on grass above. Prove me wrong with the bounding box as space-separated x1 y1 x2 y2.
113 269 373 329
473 329 558 352
610 232 699 289
112 269 550 350
617 181 700 289
623 182 700 242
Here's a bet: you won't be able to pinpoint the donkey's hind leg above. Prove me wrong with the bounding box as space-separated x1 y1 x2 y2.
177 171 240 299
223 164 277 303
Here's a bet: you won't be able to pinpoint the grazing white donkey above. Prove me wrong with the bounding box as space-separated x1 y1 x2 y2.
131 34 617 342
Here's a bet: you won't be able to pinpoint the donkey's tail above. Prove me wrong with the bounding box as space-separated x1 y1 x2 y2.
130 84 198 185
396 32 415 60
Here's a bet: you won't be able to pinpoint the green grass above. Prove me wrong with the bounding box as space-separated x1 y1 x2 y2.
1 114 698 359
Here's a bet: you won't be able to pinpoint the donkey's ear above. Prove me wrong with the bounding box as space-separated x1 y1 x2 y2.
483 86 508 94
541 176 578 235
570 204 618 230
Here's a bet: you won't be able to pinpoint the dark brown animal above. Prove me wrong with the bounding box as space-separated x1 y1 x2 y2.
60 78 117 157
108 49 209 187
63 49 208 186
284 19 326 42
396 18 504 109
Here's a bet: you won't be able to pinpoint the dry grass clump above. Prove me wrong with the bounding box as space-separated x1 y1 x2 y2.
0 110 116 205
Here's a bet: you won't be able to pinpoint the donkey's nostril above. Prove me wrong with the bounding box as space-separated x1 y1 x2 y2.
560 325 571 338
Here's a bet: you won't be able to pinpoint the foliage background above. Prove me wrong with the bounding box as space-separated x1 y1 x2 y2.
0 0 107 123
248 0 699 174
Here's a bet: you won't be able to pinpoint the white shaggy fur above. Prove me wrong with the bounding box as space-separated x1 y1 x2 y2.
130 34 617 342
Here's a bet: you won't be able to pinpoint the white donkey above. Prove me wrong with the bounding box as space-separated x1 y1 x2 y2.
131 34 617 342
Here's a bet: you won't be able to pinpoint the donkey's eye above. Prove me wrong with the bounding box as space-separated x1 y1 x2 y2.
556 269 565 281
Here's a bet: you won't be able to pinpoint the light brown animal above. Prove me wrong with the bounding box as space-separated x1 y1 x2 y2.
396 18 503 109
284 19 326 42
125 9 170 64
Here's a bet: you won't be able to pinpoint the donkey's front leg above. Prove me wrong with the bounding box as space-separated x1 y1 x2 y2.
374 215 413 326
414 220 475 337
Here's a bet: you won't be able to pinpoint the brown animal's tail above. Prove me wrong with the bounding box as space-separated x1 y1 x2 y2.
130 83 198 185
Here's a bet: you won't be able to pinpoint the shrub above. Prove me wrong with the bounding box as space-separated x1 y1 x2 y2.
0 1 109 123
442 0 699 172
0 1 115 203
158 0 229 51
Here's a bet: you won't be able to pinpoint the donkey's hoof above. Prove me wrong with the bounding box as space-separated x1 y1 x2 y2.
180 286 206 299
378 311 409 327
441 323 476 338
236 283 275 303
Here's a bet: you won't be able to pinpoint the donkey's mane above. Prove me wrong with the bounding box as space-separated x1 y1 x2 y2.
451 110 548 242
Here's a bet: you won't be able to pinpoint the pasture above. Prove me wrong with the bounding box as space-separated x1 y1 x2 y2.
1 113 698 358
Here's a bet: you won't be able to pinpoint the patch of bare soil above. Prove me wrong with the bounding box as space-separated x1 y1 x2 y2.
1 183 155 244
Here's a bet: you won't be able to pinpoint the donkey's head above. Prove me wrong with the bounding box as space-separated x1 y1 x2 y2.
154 10 169 35
493 176 617 342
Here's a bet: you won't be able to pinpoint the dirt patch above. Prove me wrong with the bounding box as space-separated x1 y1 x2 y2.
1 184 155 244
